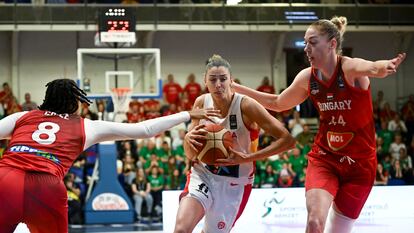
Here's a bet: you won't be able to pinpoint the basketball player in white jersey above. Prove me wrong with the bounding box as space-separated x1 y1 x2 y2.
173 55 296 233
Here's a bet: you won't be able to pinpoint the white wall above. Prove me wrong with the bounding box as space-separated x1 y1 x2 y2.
0 31 412 109
152 31 274 89
0 32 11 86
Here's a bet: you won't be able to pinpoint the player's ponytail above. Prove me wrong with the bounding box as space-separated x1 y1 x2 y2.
39 79 92 114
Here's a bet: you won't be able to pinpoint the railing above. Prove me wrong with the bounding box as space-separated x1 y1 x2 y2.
0 3 413 29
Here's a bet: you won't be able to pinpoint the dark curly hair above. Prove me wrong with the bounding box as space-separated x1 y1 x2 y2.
39 79 92 114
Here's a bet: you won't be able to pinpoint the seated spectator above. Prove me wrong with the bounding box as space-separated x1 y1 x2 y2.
156 139 172 163
165 168 185 190
377 120 394 154
256 76 275 94
162 74 182 106
183 73 202 106
148 166 164 220
139 140 157 167
278 163 294 188
380 102 396 123
295 124 314 149
389 134 406 160
376 136 387 161
288 110 306 137
5 96 22 115
399 147 413 184
401 94 414 142
374 163 388 186
96 101 110 121
144 153 164 175
261 164 278 188
127 100 144 123
131 168 153 222
388 160 405 185
288 148 307 186
374 90 387 111
21 93 37 111
64 174 83 224
388 114 407 136
0 83 12 109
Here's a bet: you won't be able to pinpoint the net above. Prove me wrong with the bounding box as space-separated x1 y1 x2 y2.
110 87 132 122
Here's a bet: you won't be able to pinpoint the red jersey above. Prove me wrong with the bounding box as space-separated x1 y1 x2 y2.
163 83 182 104
0 110 85 179
308 56 376 159
184 82 202 104
256 85 275 94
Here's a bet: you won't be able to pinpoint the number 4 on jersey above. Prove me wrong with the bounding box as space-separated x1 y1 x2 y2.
32 122 60 145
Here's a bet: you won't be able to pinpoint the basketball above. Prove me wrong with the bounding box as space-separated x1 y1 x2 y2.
196 124 233 165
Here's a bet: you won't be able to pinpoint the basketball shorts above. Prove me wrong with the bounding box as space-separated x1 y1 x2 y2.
0 166 68 233
305 145 377 219
180 164 252 233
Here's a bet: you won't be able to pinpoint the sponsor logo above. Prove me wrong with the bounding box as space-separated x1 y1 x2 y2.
229 115 237 130
196 183 209 198
262 191 285 218
9 145 60 164
310 81 319 95
217 221 226 229
326 131 354 151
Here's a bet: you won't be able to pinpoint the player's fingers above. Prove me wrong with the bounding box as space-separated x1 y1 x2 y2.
189 143 199 152
191 134 207 140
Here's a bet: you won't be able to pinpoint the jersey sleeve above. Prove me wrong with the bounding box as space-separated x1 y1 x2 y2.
83 111 190 150
0 112 28 139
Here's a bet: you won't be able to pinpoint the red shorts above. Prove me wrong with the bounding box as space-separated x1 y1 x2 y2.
305 145 376 219
0 166 68 233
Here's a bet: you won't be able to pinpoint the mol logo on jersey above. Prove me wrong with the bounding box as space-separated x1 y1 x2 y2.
326 131 354 151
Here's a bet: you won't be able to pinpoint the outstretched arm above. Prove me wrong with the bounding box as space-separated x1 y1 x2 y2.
343 53 406 78
0 112 27 139
84 106 219 150
232 68 310 112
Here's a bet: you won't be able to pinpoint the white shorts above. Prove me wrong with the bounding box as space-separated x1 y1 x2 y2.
181 164 252 233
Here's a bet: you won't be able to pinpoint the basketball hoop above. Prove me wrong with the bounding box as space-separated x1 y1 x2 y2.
110 87 132 122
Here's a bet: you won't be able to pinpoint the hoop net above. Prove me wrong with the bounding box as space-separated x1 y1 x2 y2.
110 87 133 115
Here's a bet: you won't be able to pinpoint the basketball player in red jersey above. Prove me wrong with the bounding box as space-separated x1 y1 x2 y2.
173 55 295 233
0 79 220 233
230 16 406 233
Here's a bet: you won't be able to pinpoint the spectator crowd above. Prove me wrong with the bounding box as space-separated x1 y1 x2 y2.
0 74 413 224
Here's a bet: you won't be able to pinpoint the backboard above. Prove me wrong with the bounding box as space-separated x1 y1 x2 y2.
77 48 162 99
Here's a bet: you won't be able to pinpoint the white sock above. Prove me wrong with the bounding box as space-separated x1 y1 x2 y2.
324 206 356 233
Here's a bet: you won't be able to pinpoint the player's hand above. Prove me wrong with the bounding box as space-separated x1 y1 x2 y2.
184 124 208 153
188 107 221 122
214 147 250 166
387 53 406 74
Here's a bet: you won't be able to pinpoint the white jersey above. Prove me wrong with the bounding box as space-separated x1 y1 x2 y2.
193 93 255 181
182 93 255 233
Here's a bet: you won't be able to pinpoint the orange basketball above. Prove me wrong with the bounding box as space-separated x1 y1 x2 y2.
196 124 233 165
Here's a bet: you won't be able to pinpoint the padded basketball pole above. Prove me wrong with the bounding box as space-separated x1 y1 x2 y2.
84 143 134 224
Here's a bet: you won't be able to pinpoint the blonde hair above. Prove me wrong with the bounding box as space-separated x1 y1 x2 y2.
205 54 231 74
310 16 348 54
